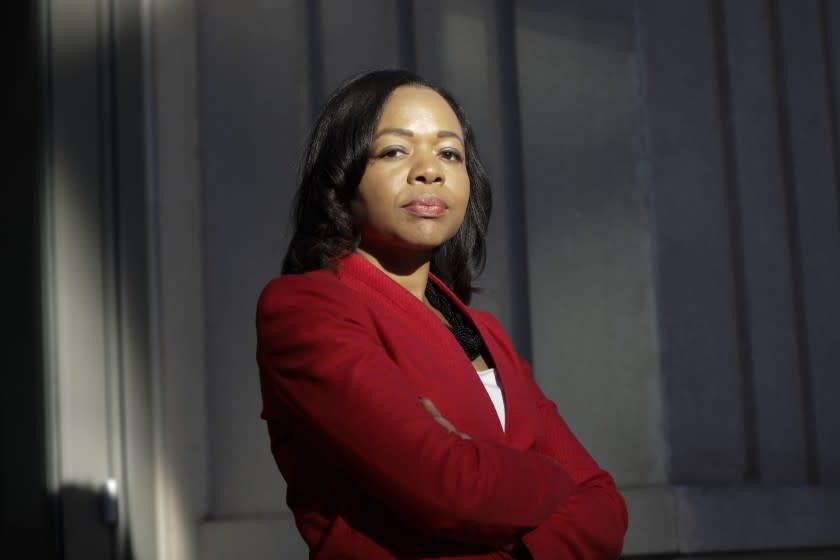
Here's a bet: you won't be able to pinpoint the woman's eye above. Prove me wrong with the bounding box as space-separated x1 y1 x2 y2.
440 149 463 162
379 147 405 158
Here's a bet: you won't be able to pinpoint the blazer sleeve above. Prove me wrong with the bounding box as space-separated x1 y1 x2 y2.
515 356 629 559
256 274 576 542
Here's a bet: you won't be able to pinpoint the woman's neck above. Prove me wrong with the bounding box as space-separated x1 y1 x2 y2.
354 246 432 302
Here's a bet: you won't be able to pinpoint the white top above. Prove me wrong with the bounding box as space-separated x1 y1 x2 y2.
476 368 506 431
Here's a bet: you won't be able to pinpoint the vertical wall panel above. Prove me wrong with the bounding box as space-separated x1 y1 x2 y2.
826 0 840 213
49 0 112 489
516 0 663 485
319 0 401 94
637 0 746 483
775 0 840 484
492 0 534 356
201 0 309 516
720 1 807 483
148 0 207 556
113 0 158 556
47 0 116 555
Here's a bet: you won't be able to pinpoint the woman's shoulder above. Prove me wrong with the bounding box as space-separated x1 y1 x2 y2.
257 268 365 319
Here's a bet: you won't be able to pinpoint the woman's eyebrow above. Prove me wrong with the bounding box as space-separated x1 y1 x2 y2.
437 130 464 143
375 127 413 138
375 127 464 144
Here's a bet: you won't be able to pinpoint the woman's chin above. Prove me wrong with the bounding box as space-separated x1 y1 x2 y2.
400 233 457 253
359 236 451 259
404 224 461 249
363 228 457 253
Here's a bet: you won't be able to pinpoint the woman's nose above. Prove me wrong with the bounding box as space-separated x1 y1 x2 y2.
409 157 444 185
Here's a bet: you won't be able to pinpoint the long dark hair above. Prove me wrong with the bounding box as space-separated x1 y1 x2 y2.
282 69 491 304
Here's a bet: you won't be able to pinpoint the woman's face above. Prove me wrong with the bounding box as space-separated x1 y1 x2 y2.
352 86 470 257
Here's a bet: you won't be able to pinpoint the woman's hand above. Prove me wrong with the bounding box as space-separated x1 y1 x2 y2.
419 397 471 440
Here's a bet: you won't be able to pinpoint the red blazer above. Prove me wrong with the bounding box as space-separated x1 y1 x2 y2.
256 253 627 559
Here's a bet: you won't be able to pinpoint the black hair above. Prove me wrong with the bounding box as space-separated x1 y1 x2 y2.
282 69 491 304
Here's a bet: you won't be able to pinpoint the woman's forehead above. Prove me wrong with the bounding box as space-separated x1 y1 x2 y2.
375 86 463 138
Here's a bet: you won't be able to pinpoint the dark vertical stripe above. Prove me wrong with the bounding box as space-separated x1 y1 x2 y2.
396 0 416 71
3 0 53 555
711 0 759 483
819 0 840 242
767 0 819 485
632 1 660 395
306 0 325 121
40 1 63 557
493 0 532 360
38 0 61 556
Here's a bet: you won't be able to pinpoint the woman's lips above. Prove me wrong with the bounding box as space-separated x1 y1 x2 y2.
402 195 447 217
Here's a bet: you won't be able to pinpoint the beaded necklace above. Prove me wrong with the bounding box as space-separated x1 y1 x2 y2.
425 281 486 361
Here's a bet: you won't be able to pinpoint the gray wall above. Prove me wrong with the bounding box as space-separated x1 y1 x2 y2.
641 0 840 489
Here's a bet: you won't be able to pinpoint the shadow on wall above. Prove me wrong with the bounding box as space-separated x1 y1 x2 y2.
1 485 136 560
57 484 134 560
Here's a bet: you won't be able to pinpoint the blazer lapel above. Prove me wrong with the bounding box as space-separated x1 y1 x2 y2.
339 253 535 445
428 275 540 449
477 330 541 451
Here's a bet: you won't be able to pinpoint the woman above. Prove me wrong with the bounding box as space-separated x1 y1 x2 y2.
256 69 627 559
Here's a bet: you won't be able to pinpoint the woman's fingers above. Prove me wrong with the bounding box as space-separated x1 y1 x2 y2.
419 397 471 439
419 397 439 416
